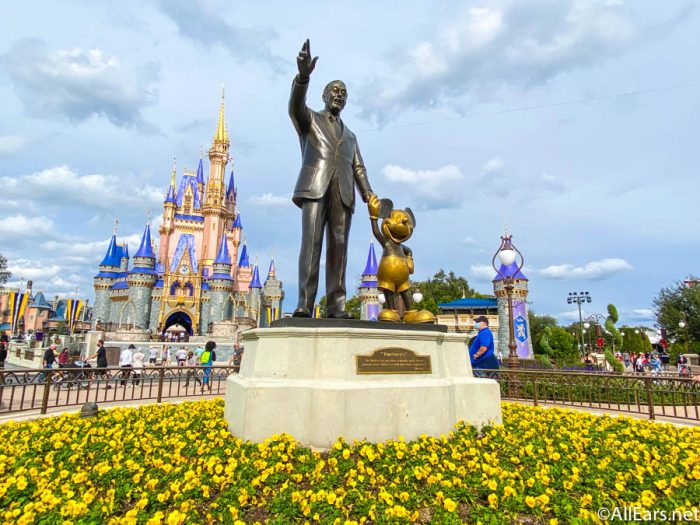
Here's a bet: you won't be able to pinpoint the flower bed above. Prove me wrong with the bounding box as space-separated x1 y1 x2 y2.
1 400 698 524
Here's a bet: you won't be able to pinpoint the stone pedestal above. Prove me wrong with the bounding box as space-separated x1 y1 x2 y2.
225 322 501 449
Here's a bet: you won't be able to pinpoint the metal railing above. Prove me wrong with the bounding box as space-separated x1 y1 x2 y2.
478 368 700 422
0 365 238 415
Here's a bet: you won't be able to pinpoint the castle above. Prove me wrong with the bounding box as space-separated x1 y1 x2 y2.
92 93 283 336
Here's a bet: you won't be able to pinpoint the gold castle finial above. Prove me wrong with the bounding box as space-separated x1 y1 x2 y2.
214 84 228 144
171 157 177 189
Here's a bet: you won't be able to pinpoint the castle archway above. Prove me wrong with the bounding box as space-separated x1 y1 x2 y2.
163 311 194 336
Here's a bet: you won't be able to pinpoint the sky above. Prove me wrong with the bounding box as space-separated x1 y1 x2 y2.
0 0 698 326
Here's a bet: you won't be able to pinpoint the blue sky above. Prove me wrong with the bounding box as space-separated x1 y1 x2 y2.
0 0 698 326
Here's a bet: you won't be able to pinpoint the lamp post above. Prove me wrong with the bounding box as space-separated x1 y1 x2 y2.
492 233 525 369
567 291 591 355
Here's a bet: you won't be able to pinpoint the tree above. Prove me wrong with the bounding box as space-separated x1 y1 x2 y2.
344 295 361 319
547 327 577 360
411 269 489 314
539 326 553 357
0 253 11 285
528 310 557 355
653 276 700 353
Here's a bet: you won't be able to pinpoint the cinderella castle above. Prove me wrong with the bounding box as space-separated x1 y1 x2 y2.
92 93 284 337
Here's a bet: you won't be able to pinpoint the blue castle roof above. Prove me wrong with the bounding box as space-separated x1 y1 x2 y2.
227 170 235 197
438 298 499 311
134 224 155 258
362 243 378 276
214 233 231 265
265 259 276 283
233 213 242 229
493 262 528 282
32 292 52 309
196 158 205 184
249 265 263 289
176 174 201 209
165 185 176 203
238 244 250 267
100 235 121 267
122 243 129 259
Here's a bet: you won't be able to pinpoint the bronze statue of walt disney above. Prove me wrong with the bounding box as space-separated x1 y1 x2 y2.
368 195 436 324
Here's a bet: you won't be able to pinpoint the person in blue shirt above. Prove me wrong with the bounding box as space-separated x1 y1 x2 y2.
469 316 500 375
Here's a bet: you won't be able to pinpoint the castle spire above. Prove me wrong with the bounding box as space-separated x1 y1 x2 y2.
232 212 242 230
238 243 250 267
226 169 235 197
250 264 263 289
197 157 205 185
267 259 276 279
214 85 228 144
135 223 155 259
171 157 177 189
214 232 231 265
100 234 120 267
361 242 378 277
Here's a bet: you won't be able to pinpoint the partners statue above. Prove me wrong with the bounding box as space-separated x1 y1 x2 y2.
367 195 436 324
289 39 374 318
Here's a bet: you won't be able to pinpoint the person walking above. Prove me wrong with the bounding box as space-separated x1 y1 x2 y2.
184 350 202 388
41 344 57 381
161 346 171 366
119 344 134 386
200 341 216 392
88 340 111 389
175 346 188 366
148 346 158 366
469 316 499 376
58 347 70 367
132 347 145 386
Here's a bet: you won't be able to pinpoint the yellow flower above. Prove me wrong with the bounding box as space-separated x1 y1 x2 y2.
443 498 457 513
488 493 498 507
580 494 592 507
488 479 498 491
525 496 537 508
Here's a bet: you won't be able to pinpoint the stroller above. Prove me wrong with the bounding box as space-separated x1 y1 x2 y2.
53 360 93 390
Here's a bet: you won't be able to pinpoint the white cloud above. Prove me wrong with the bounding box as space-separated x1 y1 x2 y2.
539 258 633 281
627 308 654 320
469 263 495 281
357 0 677 122
0 165 164 212
7 259 62 280
248 193 292 207
0 214 56 242
462 236 478 246
0 135 27 157
1 39 159 130
381 164 466 210
556 309 588 322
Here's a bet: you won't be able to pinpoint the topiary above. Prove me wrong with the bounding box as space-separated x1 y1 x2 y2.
540 326 553 357
605 348 624 373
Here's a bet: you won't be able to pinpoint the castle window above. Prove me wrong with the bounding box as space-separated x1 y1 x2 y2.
184 195 193 215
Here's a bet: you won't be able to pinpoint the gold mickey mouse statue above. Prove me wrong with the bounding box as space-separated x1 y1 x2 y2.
368 195 436 324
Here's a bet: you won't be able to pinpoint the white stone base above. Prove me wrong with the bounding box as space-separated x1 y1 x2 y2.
224 325 501 449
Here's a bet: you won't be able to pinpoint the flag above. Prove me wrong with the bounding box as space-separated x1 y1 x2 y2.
65 299 84 331
9 291 30 334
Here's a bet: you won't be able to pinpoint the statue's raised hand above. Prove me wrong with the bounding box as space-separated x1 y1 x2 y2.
297 39 318 81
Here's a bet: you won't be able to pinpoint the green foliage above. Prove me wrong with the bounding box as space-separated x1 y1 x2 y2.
344 295 361 319
412 269 487 315
539 326 553 357
604 303 623 351
547 326 577 360
535 354 553 369
528 311 557 355
0 253 10 285
653 276 700 352
604 348 624 373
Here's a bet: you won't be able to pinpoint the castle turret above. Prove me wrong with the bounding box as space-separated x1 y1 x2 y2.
493 232 533 359
249 263 263 325
208 232 233 323
159 160 178 261
358 242 380 321
93 233 121 326
127 223 157 329
261 259 284 327
196 157 205 197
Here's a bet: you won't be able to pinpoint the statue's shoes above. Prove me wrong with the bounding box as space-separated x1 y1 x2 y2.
327 311 353 320
293 307 312 317
378 309 401 322
403 309 436 324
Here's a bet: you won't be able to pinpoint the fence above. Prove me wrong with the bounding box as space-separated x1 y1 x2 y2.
479 369 700 422
0 365 238 415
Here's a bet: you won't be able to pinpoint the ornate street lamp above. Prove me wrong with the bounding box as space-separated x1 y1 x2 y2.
567 291 591 354
492 232 524 369
583 321 591 352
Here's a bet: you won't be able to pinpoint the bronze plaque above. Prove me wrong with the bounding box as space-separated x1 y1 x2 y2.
356 347 432 375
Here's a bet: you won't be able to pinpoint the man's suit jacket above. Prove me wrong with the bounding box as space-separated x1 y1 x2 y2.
289 76 372 210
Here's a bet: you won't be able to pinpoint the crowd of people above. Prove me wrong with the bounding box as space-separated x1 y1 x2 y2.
610 350 690 375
